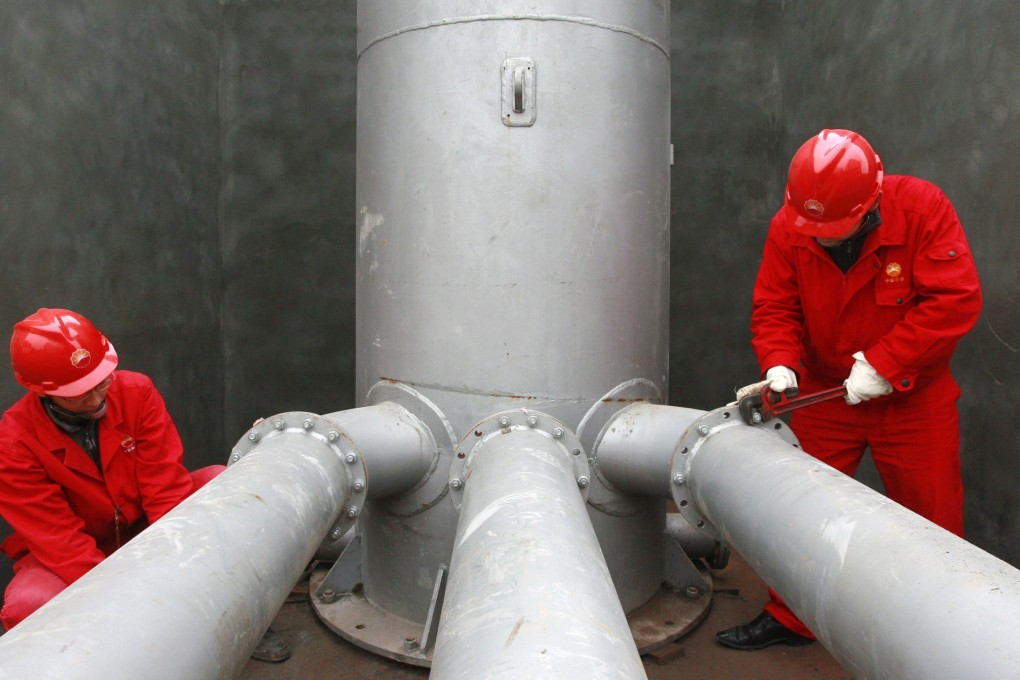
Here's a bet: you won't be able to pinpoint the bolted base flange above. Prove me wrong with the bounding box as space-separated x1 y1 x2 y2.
309 563 713 668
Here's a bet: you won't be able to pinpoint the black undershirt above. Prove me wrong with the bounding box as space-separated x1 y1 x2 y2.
821 206 883 273
42 397 102 473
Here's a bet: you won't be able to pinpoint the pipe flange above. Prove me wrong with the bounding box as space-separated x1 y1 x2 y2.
230 411 369 538
449 409 589 511
364 379 457 517
669 406 800 540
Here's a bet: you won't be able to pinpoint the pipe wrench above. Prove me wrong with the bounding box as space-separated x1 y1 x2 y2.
738 385 848 425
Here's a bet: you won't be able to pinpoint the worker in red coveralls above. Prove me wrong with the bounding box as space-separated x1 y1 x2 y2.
717 130 983 650
0 308 289 662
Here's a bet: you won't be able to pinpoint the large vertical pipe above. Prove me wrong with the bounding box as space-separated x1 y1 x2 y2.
356 0 672 625
356 0 671 436
432 426 645 679
0 424 354 680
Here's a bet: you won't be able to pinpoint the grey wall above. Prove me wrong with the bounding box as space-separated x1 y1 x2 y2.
772 0 1020 571
219 0 357 437
0 3 223 463
0 0 1016 606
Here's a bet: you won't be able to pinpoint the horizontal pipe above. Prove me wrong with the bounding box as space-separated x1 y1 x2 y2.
432 427 645 680
326 401 438 499
0 423 353 680
594 403 702 497
685 411 1020 679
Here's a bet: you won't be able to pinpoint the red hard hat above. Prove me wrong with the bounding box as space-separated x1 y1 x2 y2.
10 308 118 397
782 129 884 239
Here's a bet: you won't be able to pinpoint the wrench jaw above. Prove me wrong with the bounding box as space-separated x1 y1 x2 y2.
738 390 767 424
738 386 800 425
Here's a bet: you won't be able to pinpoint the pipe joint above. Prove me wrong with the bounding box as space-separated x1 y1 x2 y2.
669 406 797 541
448 409 588 511
232 411 369 540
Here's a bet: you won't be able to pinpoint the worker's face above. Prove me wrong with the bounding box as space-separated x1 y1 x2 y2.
50 373 116 416
816 223 864 248
816 196 882 248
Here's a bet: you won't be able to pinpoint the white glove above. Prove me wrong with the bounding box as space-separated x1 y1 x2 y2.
765 365 798 394
844 351 893 405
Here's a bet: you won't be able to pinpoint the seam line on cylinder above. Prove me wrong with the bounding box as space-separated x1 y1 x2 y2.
358 14 669 59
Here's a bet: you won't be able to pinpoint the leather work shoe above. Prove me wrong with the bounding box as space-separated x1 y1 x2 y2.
251 628 291 663
715 611 814 650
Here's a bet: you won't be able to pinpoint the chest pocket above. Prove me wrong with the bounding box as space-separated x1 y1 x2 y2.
926 239 977 286
875 254 915 307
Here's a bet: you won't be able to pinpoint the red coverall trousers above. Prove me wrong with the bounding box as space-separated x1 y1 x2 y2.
764 373 964 637
1 465 224 629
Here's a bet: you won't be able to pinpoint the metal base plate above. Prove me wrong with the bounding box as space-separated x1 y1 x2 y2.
310 566 713 667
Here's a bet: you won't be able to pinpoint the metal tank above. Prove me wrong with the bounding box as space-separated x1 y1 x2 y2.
343 0 678 662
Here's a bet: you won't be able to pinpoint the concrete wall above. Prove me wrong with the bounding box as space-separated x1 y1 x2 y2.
0 2 224 465
219 1 357 436
0 0 1016 605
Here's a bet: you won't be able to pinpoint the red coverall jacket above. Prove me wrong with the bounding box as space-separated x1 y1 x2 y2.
0 370 197 585
750 175 982 638
751 174 982 397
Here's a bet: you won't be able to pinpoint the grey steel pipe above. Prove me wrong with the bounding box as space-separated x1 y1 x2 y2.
0 412 359 680
326 401 438 499
593 403 702 498
685 418 1020 680
598 403 1020 679
433 418 645 679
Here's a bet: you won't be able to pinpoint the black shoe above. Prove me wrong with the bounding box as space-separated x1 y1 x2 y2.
716 611 814 650
251 628 291 663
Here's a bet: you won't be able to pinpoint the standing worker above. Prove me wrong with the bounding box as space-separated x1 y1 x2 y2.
0 308 289 662
717 129 982 650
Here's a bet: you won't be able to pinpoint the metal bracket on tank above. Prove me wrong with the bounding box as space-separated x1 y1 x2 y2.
669 406 800 541
502 57 536 126
578 378 662 517
365 380 457 517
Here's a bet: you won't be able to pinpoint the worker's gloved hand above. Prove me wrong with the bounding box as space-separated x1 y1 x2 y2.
765 365 798 394
844 351 893 405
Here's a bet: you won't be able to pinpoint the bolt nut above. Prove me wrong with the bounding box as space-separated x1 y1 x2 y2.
685 585 700 598
352 480 365 492
697 424 710 436
247 431 260 442
527 415 539 427
403 637 420 652
345 452 358 464
328 430 339 442
346 506 360 519
230 452 241 463
273 419 284 430
330 527 343 539
673 473 685 485
751 412 763 424
302 419 314 430
498 415 511 427
319 588 339 604
552 427 564 439
450 478 463 490
577 476 589 488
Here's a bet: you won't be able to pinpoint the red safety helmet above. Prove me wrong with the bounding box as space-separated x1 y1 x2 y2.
10 308 118 397
782 129 884 239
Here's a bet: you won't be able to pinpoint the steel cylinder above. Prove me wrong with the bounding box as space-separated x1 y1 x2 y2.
355 0 671 625
356 1 671 434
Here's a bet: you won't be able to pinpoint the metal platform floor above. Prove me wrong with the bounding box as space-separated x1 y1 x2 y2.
239 551 850 680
